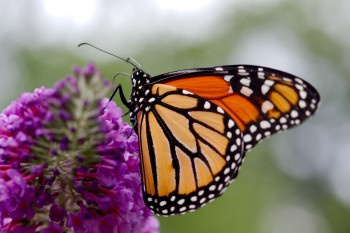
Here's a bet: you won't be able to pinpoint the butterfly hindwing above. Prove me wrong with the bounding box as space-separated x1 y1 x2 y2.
137 83 245 216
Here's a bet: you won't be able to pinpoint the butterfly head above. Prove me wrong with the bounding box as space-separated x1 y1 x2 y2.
129 68 152 118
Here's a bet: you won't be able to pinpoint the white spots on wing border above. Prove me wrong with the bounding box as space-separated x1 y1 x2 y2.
182 90 193 95
261 85 270 95
240 78 251 86
204 101 211 109
261 100 274 113
224 75 233 82
240 86 253 97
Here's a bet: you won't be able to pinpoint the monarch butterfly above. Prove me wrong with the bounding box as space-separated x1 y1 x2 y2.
80 43 320 216
114 64 320 216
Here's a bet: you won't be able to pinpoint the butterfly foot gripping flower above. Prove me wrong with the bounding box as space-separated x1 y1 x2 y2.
0 63 159 233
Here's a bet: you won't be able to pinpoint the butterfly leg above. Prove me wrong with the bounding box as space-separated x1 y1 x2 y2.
109 84 130 108
128 118 138 137
122 110 131 117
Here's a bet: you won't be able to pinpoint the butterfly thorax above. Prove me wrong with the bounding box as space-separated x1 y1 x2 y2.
129 68 153 119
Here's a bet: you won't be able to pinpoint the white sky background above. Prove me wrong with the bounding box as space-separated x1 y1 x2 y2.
0 0 350 231
1 0 221 52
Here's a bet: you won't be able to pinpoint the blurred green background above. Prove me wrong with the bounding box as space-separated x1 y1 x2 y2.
1 0 349 232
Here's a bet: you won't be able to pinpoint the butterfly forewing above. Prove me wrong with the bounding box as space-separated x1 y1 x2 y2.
154 65 321 151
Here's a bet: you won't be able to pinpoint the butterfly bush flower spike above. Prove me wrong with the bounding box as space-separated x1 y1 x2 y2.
0 63 159 233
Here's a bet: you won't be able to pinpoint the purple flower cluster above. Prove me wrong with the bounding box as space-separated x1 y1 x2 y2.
0 64 159 232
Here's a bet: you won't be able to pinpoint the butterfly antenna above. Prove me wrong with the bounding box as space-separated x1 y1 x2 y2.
78 42 141 69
